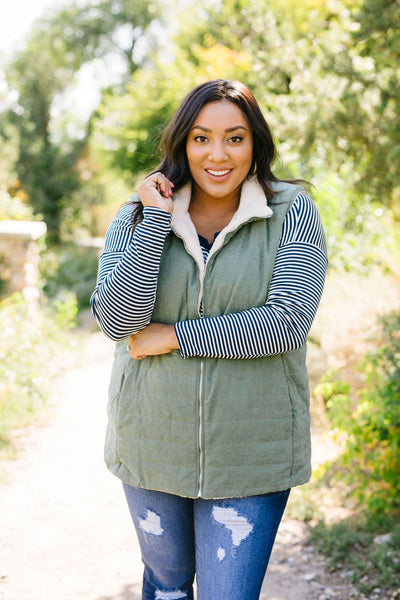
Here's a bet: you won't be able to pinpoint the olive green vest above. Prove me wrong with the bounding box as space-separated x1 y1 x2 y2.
105 177 311 498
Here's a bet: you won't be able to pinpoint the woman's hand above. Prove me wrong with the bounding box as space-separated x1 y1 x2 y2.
128 323 179 360
137 172 174 214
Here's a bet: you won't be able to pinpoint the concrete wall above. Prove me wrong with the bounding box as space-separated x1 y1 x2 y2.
0 220 47 315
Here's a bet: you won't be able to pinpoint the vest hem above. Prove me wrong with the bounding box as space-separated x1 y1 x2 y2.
106 460 311 500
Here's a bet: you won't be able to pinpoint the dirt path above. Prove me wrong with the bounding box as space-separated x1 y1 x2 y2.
0 331 357 600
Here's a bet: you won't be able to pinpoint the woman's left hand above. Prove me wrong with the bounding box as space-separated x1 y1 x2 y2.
128 323 179 360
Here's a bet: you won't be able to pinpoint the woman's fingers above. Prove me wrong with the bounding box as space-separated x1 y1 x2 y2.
137 173 174 212
152 173 174 198
127 325 178 359
127 339 147 360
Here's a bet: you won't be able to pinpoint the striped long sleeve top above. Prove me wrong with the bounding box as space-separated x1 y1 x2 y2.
90 191 328 359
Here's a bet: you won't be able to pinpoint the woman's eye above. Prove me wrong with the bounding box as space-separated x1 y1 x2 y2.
194 135 208 143
230 135 244 143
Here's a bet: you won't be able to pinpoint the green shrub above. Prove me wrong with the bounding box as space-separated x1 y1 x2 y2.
41 243 99 311
0 292 77 456
314 312 400 514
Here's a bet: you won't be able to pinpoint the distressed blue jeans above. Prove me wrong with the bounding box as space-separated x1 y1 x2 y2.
123 483 290 600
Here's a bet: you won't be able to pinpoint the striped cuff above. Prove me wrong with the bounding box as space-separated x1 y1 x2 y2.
142 206 172 226
175 321 196 359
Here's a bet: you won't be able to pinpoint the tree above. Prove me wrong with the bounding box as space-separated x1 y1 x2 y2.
5 0 160 240
333 0 400 203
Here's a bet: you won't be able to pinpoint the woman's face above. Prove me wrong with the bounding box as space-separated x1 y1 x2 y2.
186 100 253 204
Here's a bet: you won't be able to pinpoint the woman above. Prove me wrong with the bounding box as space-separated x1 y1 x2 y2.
91 79 328 600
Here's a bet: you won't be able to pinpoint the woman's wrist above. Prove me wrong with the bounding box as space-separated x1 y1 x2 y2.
168 324 179 351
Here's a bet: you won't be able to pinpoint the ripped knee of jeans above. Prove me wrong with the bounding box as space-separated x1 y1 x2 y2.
212 506 254 547
139 509 164 536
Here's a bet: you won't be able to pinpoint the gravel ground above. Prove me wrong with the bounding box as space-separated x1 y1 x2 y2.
0 330 358 600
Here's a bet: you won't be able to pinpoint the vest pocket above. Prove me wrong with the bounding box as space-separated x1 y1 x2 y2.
105 356 129 467
280 353 311 482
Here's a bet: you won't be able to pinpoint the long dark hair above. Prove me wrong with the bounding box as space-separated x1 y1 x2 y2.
130 79 298 228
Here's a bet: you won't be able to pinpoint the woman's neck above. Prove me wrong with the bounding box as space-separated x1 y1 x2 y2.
188 185 241 244
189 184 241 216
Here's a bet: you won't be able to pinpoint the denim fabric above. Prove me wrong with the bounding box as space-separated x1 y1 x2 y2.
123 483 290 600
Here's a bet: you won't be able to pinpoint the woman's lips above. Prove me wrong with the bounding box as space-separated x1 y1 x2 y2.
205 168 233 180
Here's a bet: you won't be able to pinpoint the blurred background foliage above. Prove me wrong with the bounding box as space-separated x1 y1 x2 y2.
0 291 78 458
0 0 399 592
1 0 399 243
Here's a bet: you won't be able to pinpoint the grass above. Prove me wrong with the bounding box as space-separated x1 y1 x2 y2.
0 292 80 459
287 483 400 598
1 238 100 461
309 515 400 598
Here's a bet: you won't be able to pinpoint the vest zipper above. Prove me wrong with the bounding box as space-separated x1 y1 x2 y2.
197 255 208 497
198 359 204 497
196 252 219 496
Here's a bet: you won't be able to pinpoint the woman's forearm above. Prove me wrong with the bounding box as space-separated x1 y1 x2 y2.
175 244 327 359
90 205 172 341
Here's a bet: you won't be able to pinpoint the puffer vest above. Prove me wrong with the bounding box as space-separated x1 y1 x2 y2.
105 177 311 499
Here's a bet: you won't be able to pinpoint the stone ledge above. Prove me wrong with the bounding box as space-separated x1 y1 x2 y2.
0 220 47 240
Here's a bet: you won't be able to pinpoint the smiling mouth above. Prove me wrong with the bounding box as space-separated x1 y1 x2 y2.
206 169 232 177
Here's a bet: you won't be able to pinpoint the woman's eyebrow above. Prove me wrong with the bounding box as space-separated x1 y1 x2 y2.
225 125 248 132
190 125 248 132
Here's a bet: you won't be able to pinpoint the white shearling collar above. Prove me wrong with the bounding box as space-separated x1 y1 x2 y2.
170 175 273 273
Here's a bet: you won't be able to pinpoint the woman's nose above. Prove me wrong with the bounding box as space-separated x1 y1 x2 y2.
208 141 228 161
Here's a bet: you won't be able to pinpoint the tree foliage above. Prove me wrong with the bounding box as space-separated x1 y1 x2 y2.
4 0 160 240
335 0 400 201
94 0 400 206
91 55 196 178
1 0 399 239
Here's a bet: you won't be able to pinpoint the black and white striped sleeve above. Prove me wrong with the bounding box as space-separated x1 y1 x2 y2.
90 204 172 341
175 193 328 359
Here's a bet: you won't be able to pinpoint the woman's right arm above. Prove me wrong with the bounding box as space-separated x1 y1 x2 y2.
90 203 172 341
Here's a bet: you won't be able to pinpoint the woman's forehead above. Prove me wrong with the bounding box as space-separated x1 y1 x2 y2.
192 100 249 129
